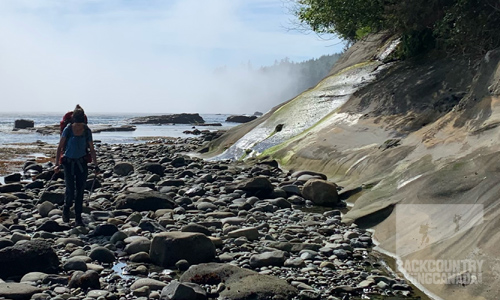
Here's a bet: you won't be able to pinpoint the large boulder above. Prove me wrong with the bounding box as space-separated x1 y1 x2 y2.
0 240 60 279
228 176 274 198
68 270 100 289
89 247 116 264
302 179 340 206
4 173 21 183
180 263 298 300
0 183 23 193
39 192 65 205
114 192 175 211
14 119 34 129
130 113 205 125
150 232 215 267
225 115 257 123
0 283 41 300
139 163 164 176
113 162 134 176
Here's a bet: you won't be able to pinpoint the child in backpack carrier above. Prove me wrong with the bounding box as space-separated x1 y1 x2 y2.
54 105 98 226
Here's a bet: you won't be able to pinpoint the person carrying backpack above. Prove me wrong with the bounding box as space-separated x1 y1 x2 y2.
54 105 98 226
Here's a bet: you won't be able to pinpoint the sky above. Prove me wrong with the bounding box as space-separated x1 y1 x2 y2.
0 0 344 114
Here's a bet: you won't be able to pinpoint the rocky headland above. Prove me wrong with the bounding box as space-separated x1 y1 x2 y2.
202 33 500 300
0 134 418 300
129 113 205 125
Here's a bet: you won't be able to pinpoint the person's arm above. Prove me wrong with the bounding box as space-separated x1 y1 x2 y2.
54 136 66 173
89 141 97 168
87 128 99 173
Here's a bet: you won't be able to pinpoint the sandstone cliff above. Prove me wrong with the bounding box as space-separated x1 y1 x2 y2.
205 33 500 300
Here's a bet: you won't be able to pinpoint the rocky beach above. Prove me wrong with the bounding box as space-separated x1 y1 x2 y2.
0 133 418 300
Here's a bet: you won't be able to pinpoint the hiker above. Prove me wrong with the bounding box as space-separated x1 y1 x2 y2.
54 105 98 226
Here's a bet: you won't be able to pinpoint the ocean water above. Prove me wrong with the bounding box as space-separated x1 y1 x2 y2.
0 113 237 145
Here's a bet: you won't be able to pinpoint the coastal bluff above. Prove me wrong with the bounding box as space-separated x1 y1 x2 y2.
204 32 500 300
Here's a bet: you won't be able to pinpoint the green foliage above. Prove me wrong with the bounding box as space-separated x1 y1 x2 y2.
294 0 384 42
292 0 500 56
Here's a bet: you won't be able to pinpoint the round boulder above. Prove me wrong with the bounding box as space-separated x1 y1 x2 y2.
89 247 116 264
150 232 215 267
0 240 60 279
302 179 339 206
113 162 134 176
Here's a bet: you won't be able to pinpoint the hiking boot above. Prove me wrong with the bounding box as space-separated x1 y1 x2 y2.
62 208 70 223
75 218 84 227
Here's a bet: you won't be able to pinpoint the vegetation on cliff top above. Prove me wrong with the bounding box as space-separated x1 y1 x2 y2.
292 0 500 57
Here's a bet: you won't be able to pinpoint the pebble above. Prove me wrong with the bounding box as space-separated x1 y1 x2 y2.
0 134 416 300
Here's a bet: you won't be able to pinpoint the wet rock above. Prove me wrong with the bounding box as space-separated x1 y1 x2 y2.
150 232 216 267
0 282 41 300
302 179 340 206
114 191 175 211
0 239 60 279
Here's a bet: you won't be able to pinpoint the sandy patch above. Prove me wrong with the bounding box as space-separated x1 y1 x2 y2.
0 142 56 176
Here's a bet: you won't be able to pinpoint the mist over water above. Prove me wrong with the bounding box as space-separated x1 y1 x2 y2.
0 0 343 115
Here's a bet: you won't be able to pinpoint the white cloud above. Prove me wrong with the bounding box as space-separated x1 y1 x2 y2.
0 0 344 114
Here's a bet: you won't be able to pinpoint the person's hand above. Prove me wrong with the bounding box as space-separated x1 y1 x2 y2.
54 165 61 173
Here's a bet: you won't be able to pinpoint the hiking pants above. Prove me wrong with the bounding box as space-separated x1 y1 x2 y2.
62 157 88 220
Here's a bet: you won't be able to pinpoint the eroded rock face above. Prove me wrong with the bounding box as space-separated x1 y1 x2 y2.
0 240 60 279
150 232 216 267
130 113 205 125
